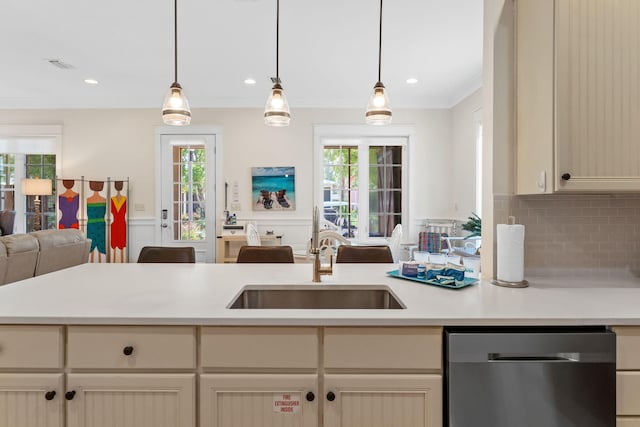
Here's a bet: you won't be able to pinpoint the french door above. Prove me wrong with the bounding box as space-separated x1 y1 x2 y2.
159 133 216 263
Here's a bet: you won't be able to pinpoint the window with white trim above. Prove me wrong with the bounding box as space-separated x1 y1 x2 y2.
318 134 408 241
0 126 62 233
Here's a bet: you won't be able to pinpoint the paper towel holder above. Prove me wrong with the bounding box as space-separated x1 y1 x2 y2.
492 216 529 288
491 278 529 288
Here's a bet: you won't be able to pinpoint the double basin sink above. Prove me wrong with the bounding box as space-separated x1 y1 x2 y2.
229 285 405 309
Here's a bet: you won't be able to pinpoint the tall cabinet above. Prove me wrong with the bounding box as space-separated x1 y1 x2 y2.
516 0 640 193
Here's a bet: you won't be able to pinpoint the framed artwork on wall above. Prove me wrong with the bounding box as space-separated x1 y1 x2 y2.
252 167 295 211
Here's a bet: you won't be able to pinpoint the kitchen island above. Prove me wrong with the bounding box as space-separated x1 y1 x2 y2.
0 263 638 427
0 263 638 325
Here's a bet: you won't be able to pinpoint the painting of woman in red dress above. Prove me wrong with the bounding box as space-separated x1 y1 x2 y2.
110 180 127 263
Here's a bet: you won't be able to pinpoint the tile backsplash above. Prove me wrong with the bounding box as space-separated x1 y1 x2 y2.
495 194 640 269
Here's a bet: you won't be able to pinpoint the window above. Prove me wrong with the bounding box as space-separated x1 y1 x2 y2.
323 143 403 238
0 154 15 212
474 110 482 217
25 154 57 231
315 125 411 242
173 145 206 241
0 125 62 233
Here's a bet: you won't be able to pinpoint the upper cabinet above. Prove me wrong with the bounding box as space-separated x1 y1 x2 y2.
516 0 640 193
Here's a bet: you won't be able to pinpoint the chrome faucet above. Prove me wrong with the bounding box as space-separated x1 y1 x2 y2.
311 206 333 282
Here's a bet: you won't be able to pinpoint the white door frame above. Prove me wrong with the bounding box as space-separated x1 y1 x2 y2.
154 126 223 262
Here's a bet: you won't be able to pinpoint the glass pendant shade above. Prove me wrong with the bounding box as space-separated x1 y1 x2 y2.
162 82 191 126
365 82 392 125
264 83 291 127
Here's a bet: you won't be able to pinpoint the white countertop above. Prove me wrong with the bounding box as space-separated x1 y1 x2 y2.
0 263 639 326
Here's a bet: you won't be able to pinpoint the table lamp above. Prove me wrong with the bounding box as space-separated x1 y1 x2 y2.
22 178 52 231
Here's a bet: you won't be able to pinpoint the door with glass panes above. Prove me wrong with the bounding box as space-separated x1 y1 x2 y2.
160 134 215 262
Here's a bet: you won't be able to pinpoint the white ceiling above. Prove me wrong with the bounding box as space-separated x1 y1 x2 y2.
0 0 483 110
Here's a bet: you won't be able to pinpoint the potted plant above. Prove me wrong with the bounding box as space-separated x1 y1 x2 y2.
461 213 481 238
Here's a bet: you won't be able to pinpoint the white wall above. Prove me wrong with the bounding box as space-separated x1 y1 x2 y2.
0 105 480 257
450 88 482 221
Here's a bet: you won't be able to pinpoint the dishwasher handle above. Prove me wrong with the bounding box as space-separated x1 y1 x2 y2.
488 352 580 362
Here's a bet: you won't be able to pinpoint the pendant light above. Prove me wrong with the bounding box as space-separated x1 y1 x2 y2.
162 0 191 126
365 0 392 125
264 0 291 127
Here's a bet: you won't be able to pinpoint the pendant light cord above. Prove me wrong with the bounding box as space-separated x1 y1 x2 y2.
378 0 383 82
174 0 178 83
276 0 280 80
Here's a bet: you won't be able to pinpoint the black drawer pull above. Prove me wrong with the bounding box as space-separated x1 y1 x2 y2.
65 390 76 400
306 391 315 402
123 346 134 356
44 391 56 401
561 173 571 181
326 391 336 401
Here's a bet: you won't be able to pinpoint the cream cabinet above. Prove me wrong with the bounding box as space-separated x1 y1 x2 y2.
66 326 197 427
516 0 640 193
324 374 442 427
201 374 318 427
0 373 64 427
199 326 443 427
613 327 640 426
0 325 442 426
0 326 64 427
66 374 195 427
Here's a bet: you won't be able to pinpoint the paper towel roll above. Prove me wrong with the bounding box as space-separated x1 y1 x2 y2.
496 223 525 283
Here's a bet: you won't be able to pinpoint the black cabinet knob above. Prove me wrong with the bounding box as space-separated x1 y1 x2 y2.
326 391 336 401
561 173 571 181
123 346 134 356
306 391 315 402
44 391 56 401
65 390 76 401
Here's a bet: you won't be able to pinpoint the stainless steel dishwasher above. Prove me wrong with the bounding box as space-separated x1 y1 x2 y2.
445 327 615 427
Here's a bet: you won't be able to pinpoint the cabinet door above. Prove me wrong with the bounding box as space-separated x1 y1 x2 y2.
618 418 640 427
555 0 640 191
200 374 317 427
324 374 441 427
66 373 195 427
0 373 63 427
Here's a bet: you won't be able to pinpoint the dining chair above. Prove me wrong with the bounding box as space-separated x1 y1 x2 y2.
236 245 294 263
335 245 394 263
314 230 351 261
245 223 261 246
137 246 196 263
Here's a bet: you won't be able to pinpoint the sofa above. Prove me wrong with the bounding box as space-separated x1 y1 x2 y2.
0 229 91 285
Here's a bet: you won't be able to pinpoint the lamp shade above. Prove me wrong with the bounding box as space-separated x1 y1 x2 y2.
365 82 392 125
162 82 191 126
22 178 52 196
264 83 291 127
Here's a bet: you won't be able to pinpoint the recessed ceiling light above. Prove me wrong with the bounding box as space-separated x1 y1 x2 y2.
406 78 418 84
84 78 99 85
244 78 256 85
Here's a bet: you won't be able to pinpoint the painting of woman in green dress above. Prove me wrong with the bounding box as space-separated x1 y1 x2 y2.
87 180 106 263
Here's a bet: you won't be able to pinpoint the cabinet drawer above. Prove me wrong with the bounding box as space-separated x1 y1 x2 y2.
324 327 442 370
614 327 640 370
618 418 640 427
0 326 63 369
67 326 195 369
618 372 640 415
201 327 318 369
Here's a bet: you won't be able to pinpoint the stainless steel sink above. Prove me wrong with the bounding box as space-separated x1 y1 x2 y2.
228 285 405 309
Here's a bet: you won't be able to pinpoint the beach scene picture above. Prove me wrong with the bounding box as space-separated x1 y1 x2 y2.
252 167 295 211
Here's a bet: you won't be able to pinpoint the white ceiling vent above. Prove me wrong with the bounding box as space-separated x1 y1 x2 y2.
46 59 75 70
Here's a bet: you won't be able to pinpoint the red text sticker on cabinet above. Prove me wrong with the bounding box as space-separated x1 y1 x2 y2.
273 393 301 414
